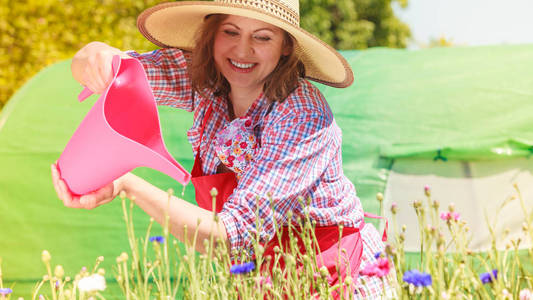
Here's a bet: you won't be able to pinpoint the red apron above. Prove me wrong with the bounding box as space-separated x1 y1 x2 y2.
190 104 385 298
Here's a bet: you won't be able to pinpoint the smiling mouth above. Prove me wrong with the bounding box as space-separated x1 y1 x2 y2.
229 59 256 71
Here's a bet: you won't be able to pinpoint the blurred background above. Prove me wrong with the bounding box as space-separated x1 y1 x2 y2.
394 0 533 48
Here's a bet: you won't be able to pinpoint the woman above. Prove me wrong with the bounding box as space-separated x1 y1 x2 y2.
51 0 393 298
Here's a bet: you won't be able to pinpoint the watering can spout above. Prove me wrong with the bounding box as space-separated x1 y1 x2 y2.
58 55 191 195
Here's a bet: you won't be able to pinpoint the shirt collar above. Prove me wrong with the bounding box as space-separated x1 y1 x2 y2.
213 92 272 125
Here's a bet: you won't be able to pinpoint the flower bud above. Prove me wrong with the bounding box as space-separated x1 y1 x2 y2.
385 244 396 256
424 185 431 197
412 200 421 209
41 250 51 263
390 202 398 214
285 254 295 266
210 187 218 197
448 203 455 212
399 233 405 242
432 200 439 209
256 245 265 256
376 192 384 202
344 276 353 286
319 266 329 278
519 288 532 300
54 265 65 279
120 252 128 262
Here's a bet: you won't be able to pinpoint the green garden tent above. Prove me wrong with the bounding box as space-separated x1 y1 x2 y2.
1 44 532 297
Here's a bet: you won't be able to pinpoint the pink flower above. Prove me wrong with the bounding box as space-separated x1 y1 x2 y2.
255 275 273 288
424 185 431 196
451 212 460 221
520 289 532 300
359 258 390 278
440 211 460 221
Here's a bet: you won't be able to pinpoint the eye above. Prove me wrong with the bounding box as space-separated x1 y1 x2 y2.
254 35 272 42
223 30 239 36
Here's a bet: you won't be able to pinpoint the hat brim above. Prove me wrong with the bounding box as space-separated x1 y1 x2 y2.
137 1 354 88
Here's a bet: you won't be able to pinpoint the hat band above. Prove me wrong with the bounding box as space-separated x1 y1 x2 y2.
215 0 300 26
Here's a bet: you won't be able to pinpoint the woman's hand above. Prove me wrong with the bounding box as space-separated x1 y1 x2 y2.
51 162 122 209
71 41 131 94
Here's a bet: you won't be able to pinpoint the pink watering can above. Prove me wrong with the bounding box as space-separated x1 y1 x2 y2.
58 55 191 195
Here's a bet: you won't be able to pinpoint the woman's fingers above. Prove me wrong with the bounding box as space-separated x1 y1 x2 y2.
51 163 117 210
51 164 63 198
84 51 114 94
79 193 98 209
98 54 114 93
51 163 84 208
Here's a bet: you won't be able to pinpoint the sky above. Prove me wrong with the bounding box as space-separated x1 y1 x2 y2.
392 0 533 48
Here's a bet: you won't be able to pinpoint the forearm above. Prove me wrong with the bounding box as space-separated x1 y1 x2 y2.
119 173 228 254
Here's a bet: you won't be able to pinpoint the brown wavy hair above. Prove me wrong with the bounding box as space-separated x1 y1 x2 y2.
190 14 305 102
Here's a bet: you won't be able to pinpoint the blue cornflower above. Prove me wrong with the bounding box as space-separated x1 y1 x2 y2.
403 270 432 287
230 262 255 275
480 269 498 284
0 288 12 295
149 236 164 243
374 251 382 259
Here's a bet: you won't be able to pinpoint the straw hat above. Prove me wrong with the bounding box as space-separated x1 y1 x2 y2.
137 0 354 88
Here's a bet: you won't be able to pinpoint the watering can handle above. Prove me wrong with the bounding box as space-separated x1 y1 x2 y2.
78 55 122 102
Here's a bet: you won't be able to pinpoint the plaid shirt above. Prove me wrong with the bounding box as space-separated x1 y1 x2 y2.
129 48 392 297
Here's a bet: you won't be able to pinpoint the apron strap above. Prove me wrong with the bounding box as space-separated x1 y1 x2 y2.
364 212 388 242
197 103 214 152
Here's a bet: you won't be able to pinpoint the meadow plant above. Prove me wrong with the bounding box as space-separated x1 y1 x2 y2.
387 184 533 299
1 184 532 299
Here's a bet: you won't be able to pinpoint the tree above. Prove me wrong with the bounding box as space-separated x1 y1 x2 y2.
300 0 410 50
0 0 167 109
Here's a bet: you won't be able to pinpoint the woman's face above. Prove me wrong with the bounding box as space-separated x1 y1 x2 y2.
213 15 290 94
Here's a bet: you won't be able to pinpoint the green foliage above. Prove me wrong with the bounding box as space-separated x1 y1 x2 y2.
0 0 410 110
0 0 168 109
300 0 411 50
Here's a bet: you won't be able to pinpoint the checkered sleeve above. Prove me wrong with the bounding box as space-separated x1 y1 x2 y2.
127 48 195 112
218 103 335 254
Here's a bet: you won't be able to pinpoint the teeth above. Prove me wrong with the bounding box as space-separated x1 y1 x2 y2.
230 60 255 69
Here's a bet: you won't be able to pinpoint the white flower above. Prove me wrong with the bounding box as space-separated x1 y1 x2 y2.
502 289 512 300
78 274 106 293
520 289 532 300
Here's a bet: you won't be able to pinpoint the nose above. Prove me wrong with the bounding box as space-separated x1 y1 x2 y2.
234 36 254 58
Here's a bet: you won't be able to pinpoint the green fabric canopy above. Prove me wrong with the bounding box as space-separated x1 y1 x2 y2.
1 44 532 291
